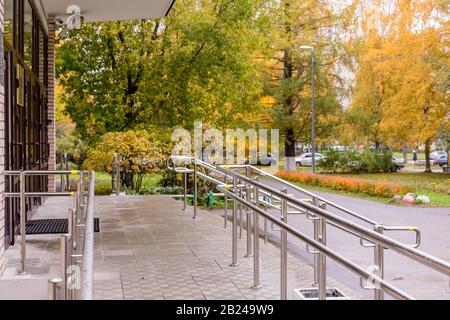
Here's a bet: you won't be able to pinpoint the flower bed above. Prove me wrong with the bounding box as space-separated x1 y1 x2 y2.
276 170 416 198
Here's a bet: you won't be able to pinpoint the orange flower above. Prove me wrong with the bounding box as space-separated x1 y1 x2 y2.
275 170 416 198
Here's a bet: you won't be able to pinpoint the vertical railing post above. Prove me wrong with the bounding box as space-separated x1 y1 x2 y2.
280 188 288 300
60 234 69 300
318 202 327 300
239 188 243 239
224 174 228 229
230 176 239 267
245 166 252 258
19 170 26 275
183 172 187 211
374 224 385 300
48 278 63 300
312 196 319 286
115 157 121 196
193 159 198 220
252 177 260 289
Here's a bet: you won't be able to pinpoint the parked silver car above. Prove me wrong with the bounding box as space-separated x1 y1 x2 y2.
295 153 324 167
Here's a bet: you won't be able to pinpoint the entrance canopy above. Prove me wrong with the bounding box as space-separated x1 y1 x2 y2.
39 0 175 23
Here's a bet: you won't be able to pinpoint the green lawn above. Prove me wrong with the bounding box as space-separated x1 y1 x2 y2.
94 172 163 195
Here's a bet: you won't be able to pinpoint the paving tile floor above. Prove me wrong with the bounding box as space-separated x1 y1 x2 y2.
3 195 362 300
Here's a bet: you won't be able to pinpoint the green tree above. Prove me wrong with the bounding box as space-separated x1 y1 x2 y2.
57 0 272 146
266 0 355 170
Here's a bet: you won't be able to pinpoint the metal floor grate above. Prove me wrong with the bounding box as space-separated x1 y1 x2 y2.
25 218 100 235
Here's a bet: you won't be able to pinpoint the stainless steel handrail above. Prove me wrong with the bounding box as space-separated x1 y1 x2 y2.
167 155 450 300
223 167 450 276
2 170 96 300
81 171 95 300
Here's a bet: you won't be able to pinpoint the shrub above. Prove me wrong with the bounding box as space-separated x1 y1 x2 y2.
318 149 394 173
318 149 340 172
84 130 167 192
276 170 415 198
125 186 183 196
95 181 113 196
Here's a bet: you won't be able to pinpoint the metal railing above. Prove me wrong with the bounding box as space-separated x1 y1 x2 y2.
167 156 450 300
3 170 96 300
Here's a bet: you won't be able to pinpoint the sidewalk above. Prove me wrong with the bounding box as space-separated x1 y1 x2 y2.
2 195 361 300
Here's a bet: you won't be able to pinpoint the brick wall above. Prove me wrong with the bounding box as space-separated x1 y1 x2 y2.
0 0 6 276
47 17 56 192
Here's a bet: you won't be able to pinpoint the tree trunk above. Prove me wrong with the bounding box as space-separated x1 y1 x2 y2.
424 140 432 173
123 172 134 189
402 146 408 163
285 128 296 171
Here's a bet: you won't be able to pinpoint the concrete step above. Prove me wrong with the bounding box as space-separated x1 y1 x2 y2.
0 268 49 300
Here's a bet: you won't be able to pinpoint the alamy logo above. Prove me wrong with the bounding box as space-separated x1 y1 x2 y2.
171 121 280 167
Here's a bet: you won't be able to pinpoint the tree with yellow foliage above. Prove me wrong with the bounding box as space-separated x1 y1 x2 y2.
348 0 449 172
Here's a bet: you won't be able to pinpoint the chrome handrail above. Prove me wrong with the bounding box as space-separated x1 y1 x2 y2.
2 170 96 300
167 156 450 300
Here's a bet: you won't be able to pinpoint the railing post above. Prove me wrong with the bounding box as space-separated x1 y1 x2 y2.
81 171 95 300
245 167 252 258
19 170 27 275
312 196 319 286
239 188 243 239
374 224 385 300
193 160 198 219
318 202 327 300
183 172 187 211
48 278 63 300
230 177 239 267
115 156 120 196
252 177 260 289
60 234 69 300
224 175 228 228
280 188 288 300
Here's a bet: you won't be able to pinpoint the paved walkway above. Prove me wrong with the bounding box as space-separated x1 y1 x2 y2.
2 195 361 300
261 179 450 300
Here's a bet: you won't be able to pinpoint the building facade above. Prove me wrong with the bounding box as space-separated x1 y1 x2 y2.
0 0 175 276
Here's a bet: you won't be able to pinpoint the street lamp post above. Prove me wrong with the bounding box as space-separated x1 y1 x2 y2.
299 45 316 173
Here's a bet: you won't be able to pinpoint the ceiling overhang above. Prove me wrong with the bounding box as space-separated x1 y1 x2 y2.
38 0 175 25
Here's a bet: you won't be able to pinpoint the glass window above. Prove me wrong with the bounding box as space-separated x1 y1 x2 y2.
24 0 33 68
4 0 14 46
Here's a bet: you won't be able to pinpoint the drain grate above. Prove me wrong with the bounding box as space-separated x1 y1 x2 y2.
25 218 100 235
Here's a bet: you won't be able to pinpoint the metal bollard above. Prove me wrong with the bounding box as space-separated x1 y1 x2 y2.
280 188 288 300
48 278 63 300
230 177 239 267
252 177 260 289
374 224 385 300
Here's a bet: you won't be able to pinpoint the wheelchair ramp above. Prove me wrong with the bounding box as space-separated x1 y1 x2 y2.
93 196 361 300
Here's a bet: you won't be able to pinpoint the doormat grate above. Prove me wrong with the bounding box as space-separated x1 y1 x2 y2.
25 218 100 235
